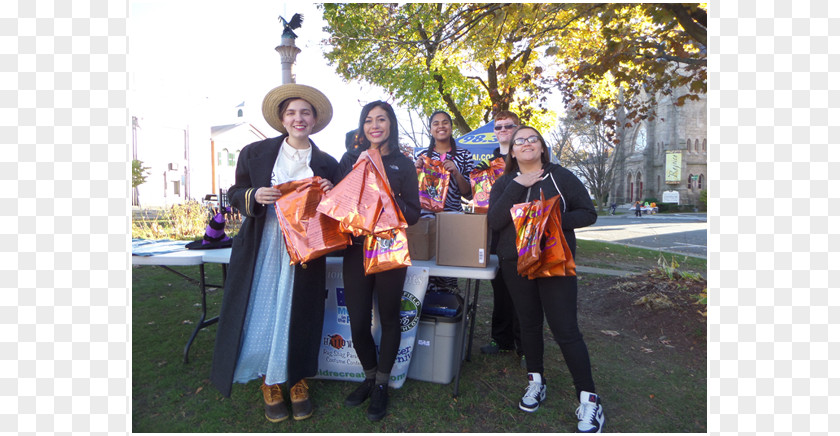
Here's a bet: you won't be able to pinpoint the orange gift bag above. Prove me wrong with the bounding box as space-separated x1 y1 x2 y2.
273 176 350 264
417 155 450 212
469 157 505 213
510 190 576 278
363 227 411 275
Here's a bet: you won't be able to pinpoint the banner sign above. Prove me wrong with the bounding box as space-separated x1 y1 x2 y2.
455 121 499 163
665 151 682 184
313 258 429 389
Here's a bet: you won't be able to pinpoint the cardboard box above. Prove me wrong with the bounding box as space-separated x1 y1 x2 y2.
406 216 436 261
435 212 488 267
406 313 464 384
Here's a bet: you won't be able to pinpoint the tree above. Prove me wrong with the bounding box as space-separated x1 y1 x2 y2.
319 3 569 135
549 109 618 212
132 159 150 189
319 3 706 138
550 3 707 127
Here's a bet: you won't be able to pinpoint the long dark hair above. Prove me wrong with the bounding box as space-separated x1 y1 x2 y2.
354 101 401 155
426 110 458 157
503 125 551 176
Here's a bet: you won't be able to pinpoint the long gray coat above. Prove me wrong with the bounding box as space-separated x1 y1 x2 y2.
210 135 339 397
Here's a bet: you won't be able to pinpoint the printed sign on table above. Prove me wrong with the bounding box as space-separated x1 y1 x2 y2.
314 259 429 388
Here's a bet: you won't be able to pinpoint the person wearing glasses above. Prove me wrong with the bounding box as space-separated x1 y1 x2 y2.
476 111 523 368
487 126 605 433
414 110 475 292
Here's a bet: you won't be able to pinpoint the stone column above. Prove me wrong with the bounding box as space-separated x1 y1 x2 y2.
275 37 301 84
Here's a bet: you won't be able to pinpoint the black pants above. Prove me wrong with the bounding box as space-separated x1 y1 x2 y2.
489 270 521 353
500 260 596 396
342 243 406 375
635 208 641 217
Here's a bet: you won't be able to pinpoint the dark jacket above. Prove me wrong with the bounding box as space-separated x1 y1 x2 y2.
487 162 597 262
337 146 421 230
210 135 339 397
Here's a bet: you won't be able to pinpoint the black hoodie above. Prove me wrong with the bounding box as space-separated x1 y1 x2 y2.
487 162 597 262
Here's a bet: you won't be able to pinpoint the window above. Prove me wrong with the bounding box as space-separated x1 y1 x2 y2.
698 174 704 190
634 125 647 152
237 109 243 118
688 173 694 189
228 151 235 166
694 139 699 153
702 139 707 153
686 138 691 151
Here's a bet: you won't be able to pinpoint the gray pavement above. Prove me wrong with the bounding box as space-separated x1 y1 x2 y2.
577 212 708 259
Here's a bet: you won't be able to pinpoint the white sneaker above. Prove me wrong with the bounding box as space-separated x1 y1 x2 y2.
575 390 605 433
518 372 546 412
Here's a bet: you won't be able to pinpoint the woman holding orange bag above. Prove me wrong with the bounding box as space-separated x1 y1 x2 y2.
487 126 605 433
210 84 339 422
336 101 421 421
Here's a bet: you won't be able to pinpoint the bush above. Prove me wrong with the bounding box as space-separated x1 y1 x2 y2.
699 189 707 211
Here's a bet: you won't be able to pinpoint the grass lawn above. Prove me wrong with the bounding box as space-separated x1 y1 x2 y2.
132 243 706 432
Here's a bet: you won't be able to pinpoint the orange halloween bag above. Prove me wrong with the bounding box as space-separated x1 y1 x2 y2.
363 227 411 275
469 157 505 213
273 177 350 264
511 190 577 278
316 151 384 237
523 195 577 278
417 155 450 212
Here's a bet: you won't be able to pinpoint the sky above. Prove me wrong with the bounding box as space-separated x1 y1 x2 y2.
129 0 400 159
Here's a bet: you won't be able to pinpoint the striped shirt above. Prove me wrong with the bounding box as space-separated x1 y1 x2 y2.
417 146 475 213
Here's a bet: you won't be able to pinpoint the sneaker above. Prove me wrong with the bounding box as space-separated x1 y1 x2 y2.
480 340 514 355
289 379 313 421
344 378 375 407
575 391 605 433
518 372 546 412
260 382 289 423
366 383 388 421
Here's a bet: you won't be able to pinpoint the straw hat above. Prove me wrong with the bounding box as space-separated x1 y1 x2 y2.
262 83 333 135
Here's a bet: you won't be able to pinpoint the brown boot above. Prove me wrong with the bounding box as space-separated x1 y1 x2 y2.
260 382 289 423
289 379 313 421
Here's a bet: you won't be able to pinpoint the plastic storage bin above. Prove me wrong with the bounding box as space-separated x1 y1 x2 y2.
406 312 465 384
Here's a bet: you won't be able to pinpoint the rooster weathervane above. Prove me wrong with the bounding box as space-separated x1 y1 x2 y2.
278 13 303 39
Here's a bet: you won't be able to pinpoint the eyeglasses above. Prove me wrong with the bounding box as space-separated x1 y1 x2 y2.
513 135 541 146
494 124 517 131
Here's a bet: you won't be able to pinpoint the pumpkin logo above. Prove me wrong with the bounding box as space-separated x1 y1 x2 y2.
328 334 346 350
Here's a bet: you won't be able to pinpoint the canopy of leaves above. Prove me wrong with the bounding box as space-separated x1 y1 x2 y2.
319 3 567 135
319 3 706 135
552 3 707 126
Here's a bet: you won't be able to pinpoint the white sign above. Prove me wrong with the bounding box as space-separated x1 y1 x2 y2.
313 260 429 389
662 191 680 204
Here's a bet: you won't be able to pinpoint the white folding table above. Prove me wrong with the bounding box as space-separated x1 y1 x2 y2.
132 247 225 363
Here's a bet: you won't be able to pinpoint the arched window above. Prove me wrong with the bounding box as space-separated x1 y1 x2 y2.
686 138 691 151
702 139 707 152
688 173 694 189
698 174 704 190
627 173 633 201
694 139 699 153
634 125 647 152
237 109 243 118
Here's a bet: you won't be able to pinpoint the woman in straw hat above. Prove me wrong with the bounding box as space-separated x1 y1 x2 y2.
210 83 338 423
337 101 421 421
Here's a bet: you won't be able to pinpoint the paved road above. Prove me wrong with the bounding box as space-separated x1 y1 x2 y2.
576 213 707 258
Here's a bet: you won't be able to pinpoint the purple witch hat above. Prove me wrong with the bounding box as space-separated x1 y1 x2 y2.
186 211 233 250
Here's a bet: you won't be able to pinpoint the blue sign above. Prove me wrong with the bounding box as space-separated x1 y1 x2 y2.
456 121 499 163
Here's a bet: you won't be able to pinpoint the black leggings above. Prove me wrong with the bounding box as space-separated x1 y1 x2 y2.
500 260 596 396
342 243 406 375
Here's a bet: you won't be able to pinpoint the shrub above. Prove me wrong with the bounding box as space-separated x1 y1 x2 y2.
131 201 244 240
699 189 707 211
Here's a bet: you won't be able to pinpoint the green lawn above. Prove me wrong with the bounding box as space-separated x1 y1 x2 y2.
132 243 706 432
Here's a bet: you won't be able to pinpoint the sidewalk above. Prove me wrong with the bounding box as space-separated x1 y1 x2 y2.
577 265 637 277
